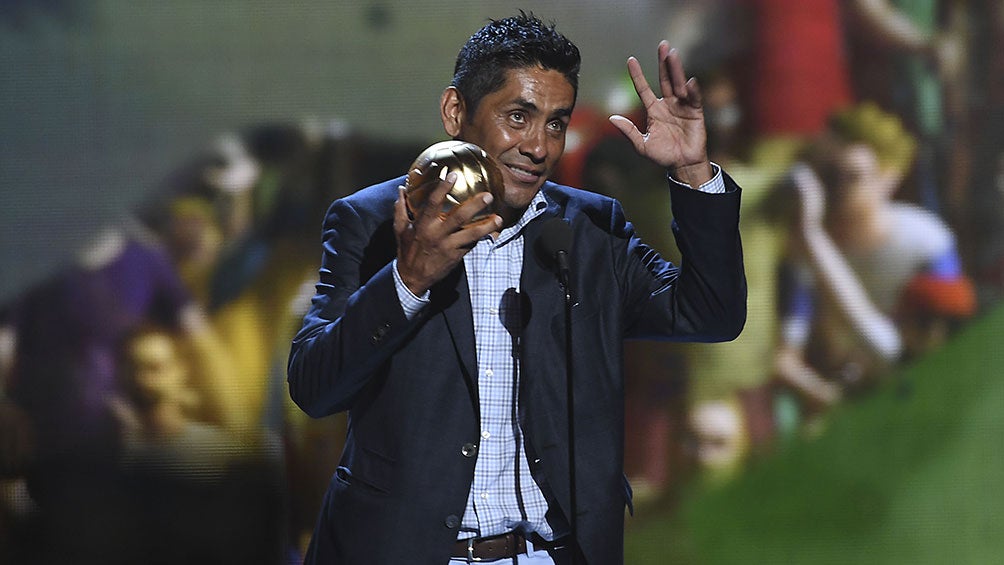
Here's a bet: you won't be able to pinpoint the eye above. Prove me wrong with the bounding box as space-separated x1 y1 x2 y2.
548 120 567 133
509 111 526 124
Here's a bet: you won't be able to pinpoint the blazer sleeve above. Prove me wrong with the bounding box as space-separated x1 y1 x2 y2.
619 173 747 342
286 193 419 418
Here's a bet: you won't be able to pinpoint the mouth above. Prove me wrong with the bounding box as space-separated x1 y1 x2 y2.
503 162 544 185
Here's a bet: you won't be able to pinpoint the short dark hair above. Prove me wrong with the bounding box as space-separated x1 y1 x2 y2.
452 12 581 116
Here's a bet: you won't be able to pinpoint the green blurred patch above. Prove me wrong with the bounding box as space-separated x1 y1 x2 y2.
626 305 1004 564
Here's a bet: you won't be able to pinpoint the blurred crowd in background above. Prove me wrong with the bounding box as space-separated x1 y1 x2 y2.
2 1 1004 563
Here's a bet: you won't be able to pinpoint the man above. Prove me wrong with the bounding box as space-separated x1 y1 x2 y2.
287 13 746 564
775 103 975 410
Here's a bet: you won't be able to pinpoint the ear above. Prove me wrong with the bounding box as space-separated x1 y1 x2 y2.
440 86 466 138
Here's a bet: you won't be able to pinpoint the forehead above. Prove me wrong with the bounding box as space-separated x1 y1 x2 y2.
483 66 576 112
837 144 879 175
129 333 176 360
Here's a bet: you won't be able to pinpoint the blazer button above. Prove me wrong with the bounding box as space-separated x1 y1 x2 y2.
461 443 478 458
371 322 391 344
445 514 460 529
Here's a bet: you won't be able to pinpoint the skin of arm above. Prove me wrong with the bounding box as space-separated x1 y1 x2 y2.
848 0 963 77
790 163 903 362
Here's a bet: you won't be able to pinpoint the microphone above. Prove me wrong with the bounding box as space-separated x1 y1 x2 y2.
537 217 573 291
538 216 578 560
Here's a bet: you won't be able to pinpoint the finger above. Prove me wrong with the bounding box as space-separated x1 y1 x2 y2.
665 47 690 101
656 41 673 100
683 76 703 109
626 56 658 108
608 115 646 154
443 192 497 230
446 213 503 249
417 170 457 220
393 186 411 235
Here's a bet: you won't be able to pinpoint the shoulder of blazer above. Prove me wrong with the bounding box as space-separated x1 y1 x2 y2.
319 177 403 252
539 181 628 236
540 181 614 211
325 176 406 223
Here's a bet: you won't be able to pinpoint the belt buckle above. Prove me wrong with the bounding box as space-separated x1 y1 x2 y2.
467 537 483 563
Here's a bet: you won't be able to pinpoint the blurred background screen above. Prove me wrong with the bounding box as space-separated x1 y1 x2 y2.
2 1 1003 563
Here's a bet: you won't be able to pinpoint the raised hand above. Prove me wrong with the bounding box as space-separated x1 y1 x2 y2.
609 41 713 187
394 172 502 295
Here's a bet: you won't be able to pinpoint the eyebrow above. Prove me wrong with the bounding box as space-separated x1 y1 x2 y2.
512 97 574 120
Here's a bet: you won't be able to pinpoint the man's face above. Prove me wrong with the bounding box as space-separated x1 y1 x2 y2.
127 332 187 406
449 66 575 221
832 143 891 218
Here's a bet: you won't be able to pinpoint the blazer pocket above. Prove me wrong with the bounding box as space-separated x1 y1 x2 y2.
334 447 396 495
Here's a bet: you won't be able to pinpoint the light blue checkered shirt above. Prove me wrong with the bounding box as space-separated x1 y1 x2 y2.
393 167 725 541
456 191 552 540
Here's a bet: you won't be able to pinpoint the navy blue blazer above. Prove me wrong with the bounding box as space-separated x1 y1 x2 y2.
288 174 746 564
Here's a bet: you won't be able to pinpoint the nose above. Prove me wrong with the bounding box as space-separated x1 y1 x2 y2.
518 125 548 164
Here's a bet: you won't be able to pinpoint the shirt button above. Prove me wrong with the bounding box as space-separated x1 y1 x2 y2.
445 515 460 529
485 368 494 378
480 492 488 500
481 430 490 439
489 307 498 315
461 443 478 458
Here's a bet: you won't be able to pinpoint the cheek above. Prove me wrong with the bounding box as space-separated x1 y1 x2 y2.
480 120 518 152
550 138 566 163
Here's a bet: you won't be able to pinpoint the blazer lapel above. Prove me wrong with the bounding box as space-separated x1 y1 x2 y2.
521 207 566 338
518 202 568 434
433 263 479 405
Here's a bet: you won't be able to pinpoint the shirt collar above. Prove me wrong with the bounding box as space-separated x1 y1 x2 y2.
493 190 549 247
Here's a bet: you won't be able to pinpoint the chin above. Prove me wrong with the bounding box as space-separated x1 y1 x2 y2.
501 185 539 212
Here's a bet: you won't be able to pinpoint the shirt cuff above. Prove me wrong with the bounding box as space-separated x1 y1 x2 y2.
667 162 725 194
392 259 430 320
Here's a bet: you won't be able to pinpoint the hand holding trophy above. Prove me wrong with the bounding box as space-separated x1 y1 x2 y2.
394 140 504 295
403 140 503 223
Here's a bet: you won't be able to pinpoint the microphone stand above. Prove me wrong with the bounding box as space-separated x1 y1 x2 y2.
557 253 578 565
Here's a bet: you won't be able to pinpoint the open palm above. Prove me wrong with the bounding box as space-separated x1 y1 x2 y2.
609 41 712 187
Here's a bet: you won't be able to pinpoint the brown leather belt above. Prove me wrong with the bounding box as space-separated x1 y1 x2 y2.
452 532 567 561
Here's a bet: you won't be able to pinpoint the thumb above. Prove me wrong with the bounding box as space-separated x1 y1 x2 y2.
608 115 646 153
393 186 411 236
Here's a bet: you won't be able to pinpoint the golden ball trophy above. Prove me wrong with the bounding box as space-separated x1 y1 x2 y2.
404 140 503 222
